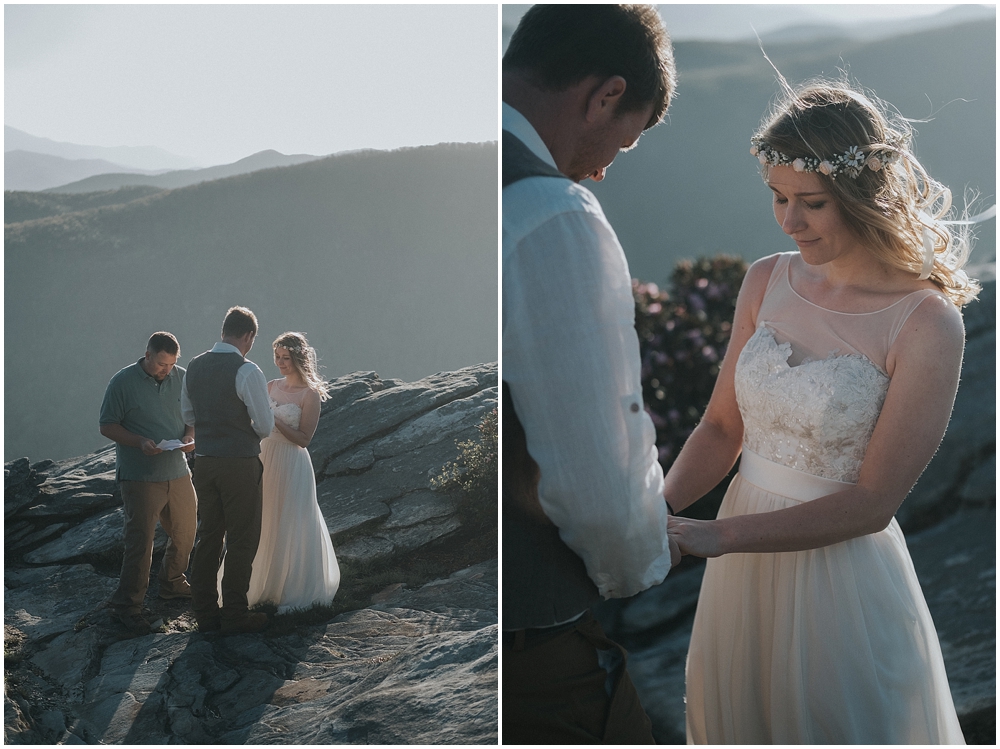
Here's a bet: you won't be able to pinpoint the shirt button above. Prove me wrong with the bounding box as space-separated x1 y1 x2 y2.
630 403 640 413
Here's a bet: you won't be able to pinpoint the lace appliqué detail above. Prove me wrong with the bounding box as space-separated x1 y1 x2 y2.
270 400 302 431
735 325 889 483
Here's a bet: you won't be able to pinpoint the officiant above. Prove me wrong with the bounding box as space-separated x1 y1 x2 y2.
99 331 197 636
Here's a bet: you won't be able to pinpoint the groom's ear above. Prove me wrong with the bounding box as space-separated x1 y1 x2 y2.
584 75 627 123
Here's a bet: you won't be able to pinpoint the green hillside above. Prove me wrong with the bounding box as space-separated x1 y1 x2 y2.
4 185 166 224
589 21 996 285
5 142 498 462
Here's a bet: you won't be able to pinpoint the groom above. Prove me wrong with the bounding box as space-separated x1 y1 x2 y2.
502 5 680 743
183 306 274 634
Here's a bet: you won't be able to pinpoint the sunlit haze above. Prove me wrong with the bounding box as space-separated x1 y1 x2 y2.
6 4 498 167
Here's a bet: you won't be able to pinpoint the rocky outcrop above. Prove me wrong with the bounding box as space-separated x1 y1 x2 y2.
4 364 498 745
898 266 996 530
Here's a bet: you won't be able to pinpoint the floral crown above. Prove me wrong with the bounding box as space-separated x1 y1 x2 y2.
750 136 899 180
275 341 309 355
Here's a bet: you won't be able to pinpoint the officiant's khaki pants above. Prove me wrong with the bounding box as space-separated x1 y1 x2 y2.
190 455 263 623
503 612 655 744
110 477 197 613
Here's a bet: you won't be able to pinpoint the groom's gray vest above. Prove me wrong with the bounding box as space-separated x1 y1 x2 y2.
503 130 601 630
185 351 261 457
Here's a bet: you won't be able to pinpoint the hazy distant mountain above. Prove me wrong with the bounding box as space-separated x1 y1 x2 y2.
587 20 995 285
48 150 325 193
5 141 498 462
503 4 996 50
755 5 996 44
4 150 164 192
4 126 198 171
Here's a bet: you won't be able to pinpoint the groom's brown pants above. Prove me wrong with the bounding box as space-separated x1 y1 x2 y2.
190 455 263 624
503 611 656 744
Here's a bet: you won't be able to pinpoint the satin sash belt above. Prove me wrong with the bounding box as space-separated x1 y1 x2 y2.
738 447 855 503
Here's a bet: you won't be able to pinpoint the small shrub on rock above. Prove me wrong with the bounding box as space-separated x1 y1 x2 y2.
432 408 498 506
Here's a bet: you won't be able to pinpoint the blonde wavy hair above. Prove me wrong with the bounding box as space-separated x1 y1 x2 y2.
273 331 331 402
755 79 980 306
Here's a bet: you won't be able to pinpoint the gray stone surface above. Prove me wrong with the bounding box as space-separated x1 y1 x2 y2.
898 274 996 530
23 507 167 565
21 492 119 518
7 563 499 745
4 364 498 745
959 454 996 503
373 387 498 460
310 364 494 470
4 564 117 641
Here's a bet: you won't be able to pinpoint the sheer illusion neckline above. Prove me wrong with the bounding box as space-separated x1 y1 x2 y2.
274 379 308 393
785 256 930 316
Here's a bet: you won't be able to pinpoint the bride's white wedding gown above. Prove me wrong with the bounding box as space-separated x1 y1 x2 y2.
220 382 340 613
685 252 965 744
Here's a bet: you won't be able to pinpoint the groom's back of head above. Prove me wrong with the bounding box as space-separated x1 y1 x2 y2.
503 4 675 129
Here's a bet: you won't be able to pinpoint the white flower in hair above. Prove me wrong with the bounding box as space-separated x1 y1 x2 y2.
845 146 866 167
818 161 834 175
792 158 806 172
868 156 882 172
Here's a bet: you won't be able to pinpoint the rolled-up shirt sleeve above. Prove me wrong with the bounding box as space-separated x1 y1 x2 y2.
503 199 671 599
236 363 275 439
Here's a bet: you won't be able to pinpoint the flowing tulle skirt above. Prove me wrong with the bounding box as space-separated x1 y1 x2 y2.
685 468 965 745
221 436 340 613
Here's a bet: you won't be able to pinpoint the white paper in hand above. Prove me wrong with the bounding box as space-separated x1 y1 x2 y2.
155 439 191 451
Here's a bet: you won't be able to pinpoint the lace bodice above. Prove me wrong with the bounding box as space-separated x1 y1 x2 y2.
268 379 308 444
735 325 888 482
272 401 302 430
734 253 946 484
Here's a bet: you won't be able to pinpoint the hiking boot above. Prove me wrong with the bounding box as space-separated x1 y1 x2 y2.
115 609 152 636
196 616 222 633
158 581 192 600
221 612 268 635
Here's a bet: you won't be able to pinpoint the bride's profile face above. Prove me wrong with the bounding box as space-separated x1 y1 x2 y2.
274 347 295 377
768 166 861 266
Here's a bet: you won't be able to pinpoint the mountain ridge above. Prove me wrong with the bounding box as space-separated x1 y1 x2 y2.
5 141 498 462
3 125 197 170
45 148 326 193
4 150 166 192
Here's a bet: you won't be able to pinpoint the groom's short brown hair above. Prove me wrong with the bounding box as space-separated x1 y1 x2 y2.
221 306 258 339
503 4 676 129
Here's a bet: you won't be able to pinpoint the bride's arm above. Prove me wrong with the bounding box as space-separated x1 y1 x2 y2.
671 294 965 556
662 256 774 513
272 390 322 448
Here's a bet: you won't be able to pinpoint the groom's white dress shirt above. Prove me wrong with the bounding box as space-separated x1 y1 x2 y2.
503 102 673 601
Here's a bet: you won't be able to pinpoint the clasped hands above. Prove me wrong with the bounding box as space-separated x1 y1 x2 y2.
667 513 725 561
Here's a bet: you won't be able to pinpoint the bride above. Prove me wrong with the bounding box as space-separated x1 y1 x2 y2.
665 80 980 744
224 331 340 613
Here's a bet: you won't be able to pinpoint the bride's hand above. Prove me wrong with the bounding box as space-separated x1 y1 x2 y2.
668 516 726 558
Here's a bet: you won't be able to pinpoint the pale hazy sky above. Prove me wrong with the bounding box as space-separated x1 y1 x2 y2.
5 4 498 167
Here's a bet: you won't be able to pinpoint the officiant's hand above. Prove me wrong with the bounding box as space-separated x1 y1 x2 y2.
139 437 163 456
668 516 725 558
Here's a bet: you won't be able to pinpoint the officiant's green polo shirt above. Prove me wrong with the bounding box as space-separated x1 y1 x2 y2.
100 360 190 482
